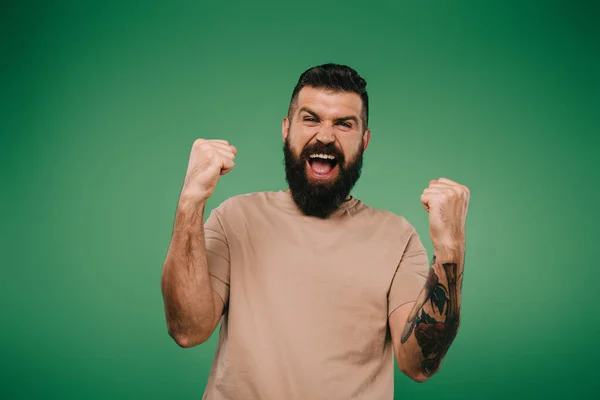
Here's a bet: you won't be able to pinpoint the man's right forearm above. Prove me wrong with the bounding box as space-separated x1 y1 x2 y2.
161 198 218 347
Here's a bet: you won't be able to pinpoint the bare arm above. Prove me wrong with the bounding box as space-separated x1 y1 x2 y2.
390 247 464 382
390 177 469 381
161 198 224 348
161 139 236 348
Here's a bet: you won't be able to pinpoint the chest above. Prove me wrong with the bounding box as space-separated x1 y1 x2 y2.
227 215 402 319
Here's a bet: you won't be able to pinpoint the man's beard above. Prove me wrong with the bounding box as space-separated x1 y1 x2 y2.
283 136 364 219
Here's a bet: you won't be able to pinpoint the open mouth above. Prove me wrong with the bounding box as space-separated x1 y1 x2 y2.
307 153 339 178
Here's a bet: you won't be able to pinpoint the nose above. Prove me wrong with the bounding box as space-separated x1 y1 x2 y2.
316 128 335 144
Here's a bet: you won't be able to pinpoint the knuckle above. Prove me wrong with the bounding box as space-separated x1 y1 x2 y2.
193 138 206 148
203 145 218 156
194 142 214 155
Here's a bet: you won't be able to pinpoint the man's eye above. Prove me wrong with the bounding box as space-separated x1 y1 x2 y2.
304 117 318 122
338 121 352 128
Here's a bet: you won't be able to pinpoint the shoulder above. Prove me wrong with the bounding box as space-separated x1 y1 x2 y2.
207 191 283 240
210 191 275 217
354 201 418 235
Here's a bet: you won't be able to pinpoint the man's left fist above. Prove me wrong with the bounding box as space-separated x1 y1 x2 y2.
420 178 470 250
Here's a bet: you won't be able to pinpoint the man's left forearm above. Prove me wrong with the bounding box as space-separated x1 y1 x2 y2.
398 242 465 381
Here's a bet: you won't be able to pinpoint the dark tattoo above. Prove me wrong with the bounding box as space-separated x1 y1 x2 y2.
401 317 416 344
401 260 462 377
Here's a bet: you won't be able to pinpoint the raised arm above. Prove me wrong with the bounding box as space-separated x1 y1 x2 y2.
390 178 469 381
390 249 464 381
161 139 237 348
162 199 225 347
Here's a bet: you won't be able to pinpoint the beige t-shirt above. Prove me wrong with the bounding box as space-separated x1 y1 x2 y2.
202 190 430 400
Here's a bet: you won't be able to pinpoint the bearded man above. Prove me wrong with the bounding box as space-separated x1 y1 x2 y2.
161 64 470 400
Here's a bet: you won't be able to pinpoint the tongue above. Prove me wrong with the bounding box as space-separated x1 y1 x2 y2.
311 159 333 175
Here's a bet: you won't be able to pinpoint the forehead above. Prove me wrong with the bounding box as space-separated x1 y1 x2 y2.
295 86 363 118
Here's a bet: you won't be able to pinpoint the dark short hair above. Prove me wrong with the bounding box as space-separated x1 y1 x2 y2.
288 64 369 129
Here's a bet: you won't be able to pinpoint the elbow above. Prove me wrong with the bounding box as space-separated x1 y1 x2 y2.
168 328 210 348
406 370 431 383
170 333 198 348
398 362 434 383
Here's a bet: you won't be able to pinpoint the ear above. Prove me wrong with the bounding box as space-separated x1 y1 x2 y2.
362 129 371 151
282 117 290 142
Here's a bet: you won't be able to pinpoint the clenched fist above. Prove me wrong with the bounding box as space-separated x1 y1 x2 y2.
180 139 237 203
420 178 470 251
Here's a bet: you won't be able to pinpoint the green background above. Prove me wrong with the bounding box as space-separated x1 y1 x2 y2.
2 0 599 398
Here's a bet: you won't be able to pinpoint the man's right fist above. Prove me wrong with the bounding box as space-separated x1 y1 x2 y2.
180 139 237 202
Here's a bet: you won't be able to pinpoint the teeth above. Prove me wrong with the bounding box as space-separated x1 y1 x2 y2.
309 154 335 160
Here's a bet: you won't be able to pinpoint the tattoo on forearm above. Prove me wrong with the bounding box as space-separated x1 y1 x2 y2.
401 257 462 377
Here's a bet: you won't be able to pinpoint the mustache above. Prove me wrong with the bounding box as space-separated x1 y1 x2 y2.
300 142 344 162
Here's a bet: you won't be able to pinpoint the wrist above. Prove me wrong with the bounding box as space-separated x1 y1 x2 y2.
433 241 464 264
179 190 209 206
177 195 207 215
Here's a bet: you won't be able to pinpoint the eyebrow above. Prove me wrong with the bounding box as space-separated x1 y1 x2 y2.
298 107 320 119
333 115 359 125
298 107 360 125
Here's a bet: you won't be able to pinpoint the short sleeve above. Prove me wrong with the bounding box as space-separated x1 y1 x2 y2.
388 231 430 316
204 209 230 308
